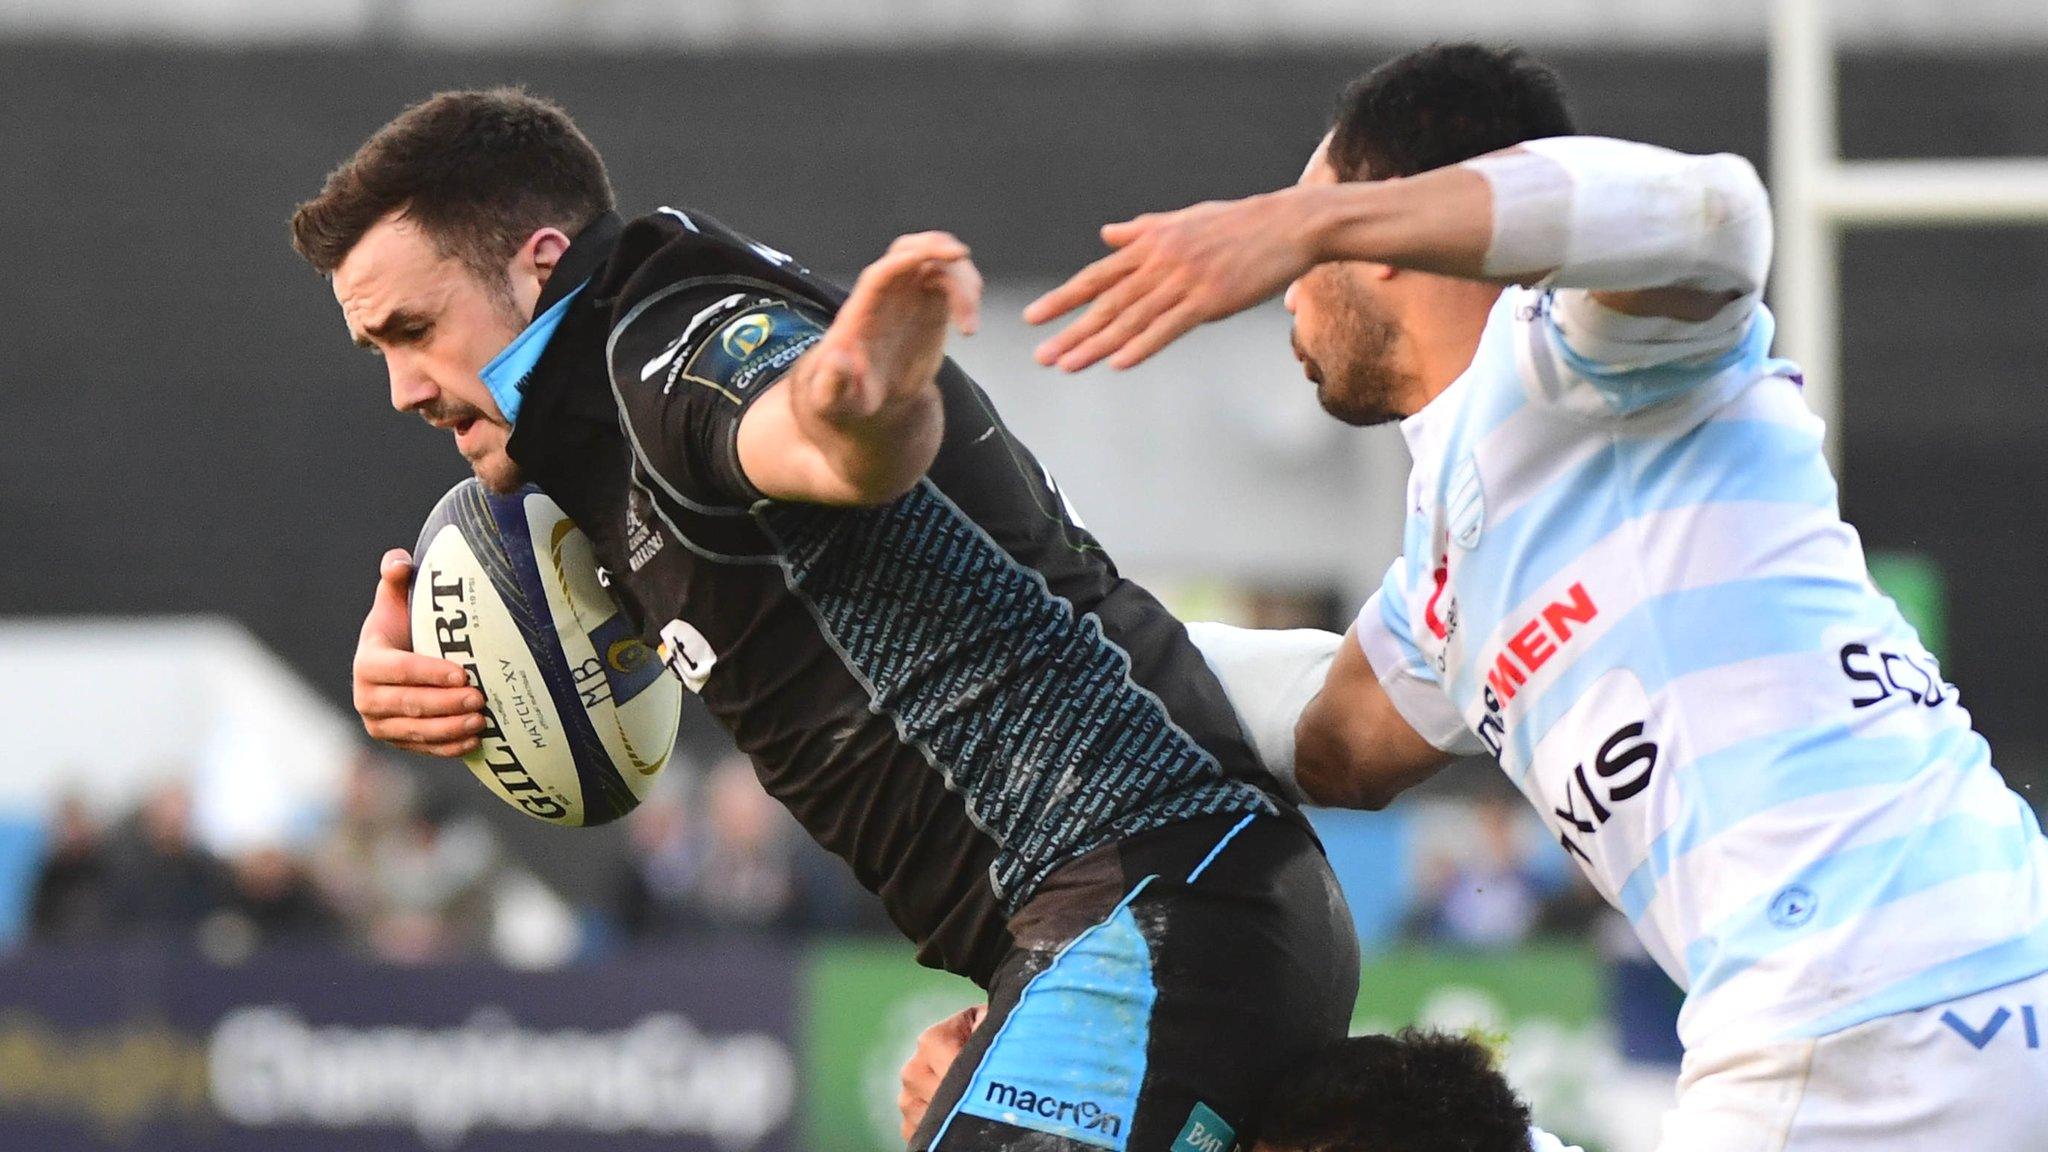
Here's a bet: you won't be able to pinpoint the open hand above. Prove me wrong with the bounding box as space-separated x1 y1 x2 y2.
809 231 982 422
1024 188 1325 371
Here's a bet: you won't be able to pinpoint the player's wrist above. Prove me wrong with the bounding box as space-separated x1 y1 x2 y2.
1295 179 1413 271
1293 184 1359 267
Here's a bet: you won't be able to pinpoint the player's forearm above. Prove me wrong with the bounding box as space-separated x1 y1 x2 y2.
1307 136 1771 297
1300 167 1498 280
1185 621 1451 809
787 357 945 505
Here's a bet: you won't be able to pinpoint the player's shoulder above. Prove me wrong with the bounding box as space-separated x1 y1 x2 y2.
1476 285 1773 424
602 207 830 325
600 208 834 392
618 206 805 276
613 286 828 415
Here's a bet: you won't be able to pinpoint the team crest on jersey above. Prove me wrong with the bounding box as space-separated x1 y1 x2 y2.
1446 455 1485 549
624 497 665 572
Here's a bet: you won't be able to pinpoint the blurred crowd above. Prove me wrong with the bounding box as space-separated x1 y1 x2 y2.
23 740 1629 965
31 784 347 958
1398 794 1608 951
607 754 889 942
24 748 887 963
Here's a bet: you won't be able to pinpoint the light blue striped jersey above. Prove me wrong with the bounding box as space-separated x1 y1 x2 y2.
1357 286 2048 1048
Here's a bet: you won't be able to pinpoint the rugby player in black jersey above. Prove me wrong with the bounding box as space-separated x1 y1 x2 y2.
292 88 1359 1152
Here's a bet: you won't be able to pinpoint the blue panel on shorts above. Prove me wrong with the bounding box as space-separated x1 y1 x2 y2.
947 881 1157 1150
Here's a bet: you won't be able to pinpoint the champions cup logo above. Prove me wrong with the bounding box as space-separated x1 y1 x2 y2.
722 313 775 359
608 637 653 675
210 1008 797 1147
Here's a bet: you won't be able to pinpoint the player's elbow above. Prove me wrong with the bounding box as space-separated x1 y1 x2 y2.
1697 153 1773 297
1294 676 1448 811
1704 152 1769 221
837 464 930 507
1296 742 1402 811
1295 706 1394 811
1340 771 1409 812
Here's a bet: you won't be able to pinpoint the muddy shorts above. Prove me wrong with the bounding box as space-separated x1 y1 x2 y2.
911 812 1360 1152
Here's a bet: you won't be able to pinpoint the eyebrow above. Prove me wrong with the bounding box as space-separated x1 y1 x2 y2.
352 307 433 350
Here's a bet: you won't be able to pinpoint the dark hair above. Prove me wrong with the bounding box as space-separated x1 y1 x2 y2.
1329 44 1576 182
1257 1029 1533 1152
290 87 615 280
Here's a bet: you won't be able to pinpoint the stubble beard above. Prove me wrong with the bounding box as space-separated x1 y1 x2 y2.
1298 306 1412 428
468 281 531 494
472 446 525 494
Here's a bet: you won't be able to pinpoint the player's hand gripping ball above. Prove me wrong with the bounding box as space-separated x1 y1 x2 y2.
410 479 681 825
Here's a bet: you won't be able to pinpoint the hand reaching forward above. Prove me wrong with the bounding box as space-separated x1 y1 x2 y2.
804 230 982 424
742 230 982 506
1024 188 1327 372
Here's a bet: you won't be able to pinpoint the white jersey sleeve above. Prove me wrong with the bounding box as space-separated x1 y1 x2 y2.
1467 136 1774 409
1356 560 1488 756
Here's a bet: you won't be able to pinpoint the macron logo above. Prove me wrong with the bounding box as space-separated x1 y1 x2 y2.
981 1082 1123 1138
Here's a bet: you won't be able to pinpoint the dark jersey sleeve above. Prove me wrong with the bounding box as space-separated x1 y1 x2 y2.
608 283 831 508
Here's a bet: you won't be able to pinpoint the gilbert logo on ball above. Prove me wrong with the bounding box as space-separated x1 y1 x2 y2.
410 480 681 826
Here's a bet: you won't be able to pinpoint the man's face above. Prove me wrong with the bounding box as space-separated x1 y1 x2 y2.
1282 135 1418 428
334 213 530 492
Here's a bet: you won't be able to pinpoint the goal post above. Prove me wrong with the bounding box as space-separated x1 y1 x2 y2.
1769 0 2048 471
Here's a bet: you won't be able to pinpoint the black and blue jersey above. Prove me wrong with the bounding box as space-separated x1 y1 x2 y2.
504 208 1284 986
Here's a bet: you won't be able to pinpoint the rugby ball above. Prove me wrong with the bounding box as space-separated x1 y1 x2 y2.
410 479 681 826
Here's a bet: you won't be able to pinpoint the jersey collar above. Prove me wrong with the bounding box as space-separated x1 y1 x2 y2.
478 211 623 425
1398 288 1518 456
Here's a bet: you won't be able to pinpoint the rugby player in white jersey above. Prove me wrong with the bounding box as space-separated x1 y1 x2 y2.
905 44 2048 1152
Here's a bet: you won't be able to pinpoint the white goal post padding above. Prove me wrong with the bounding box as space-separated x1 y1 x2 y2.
1770 0 2048 470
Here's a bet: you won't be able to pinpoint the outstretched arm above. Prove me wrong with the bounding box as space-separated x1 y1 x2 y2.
1294 624 1454 810
738 231 982 505
1028 136 1769 370
1185 621 1452 809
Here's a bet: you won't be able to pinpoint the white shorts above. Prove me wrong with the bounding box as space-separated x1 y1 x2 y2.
1656 969 2048 1152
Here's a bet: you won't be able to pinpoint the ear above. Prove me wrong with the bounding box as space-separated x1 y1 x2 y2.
1299 131 1339 186
517 227 573 284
